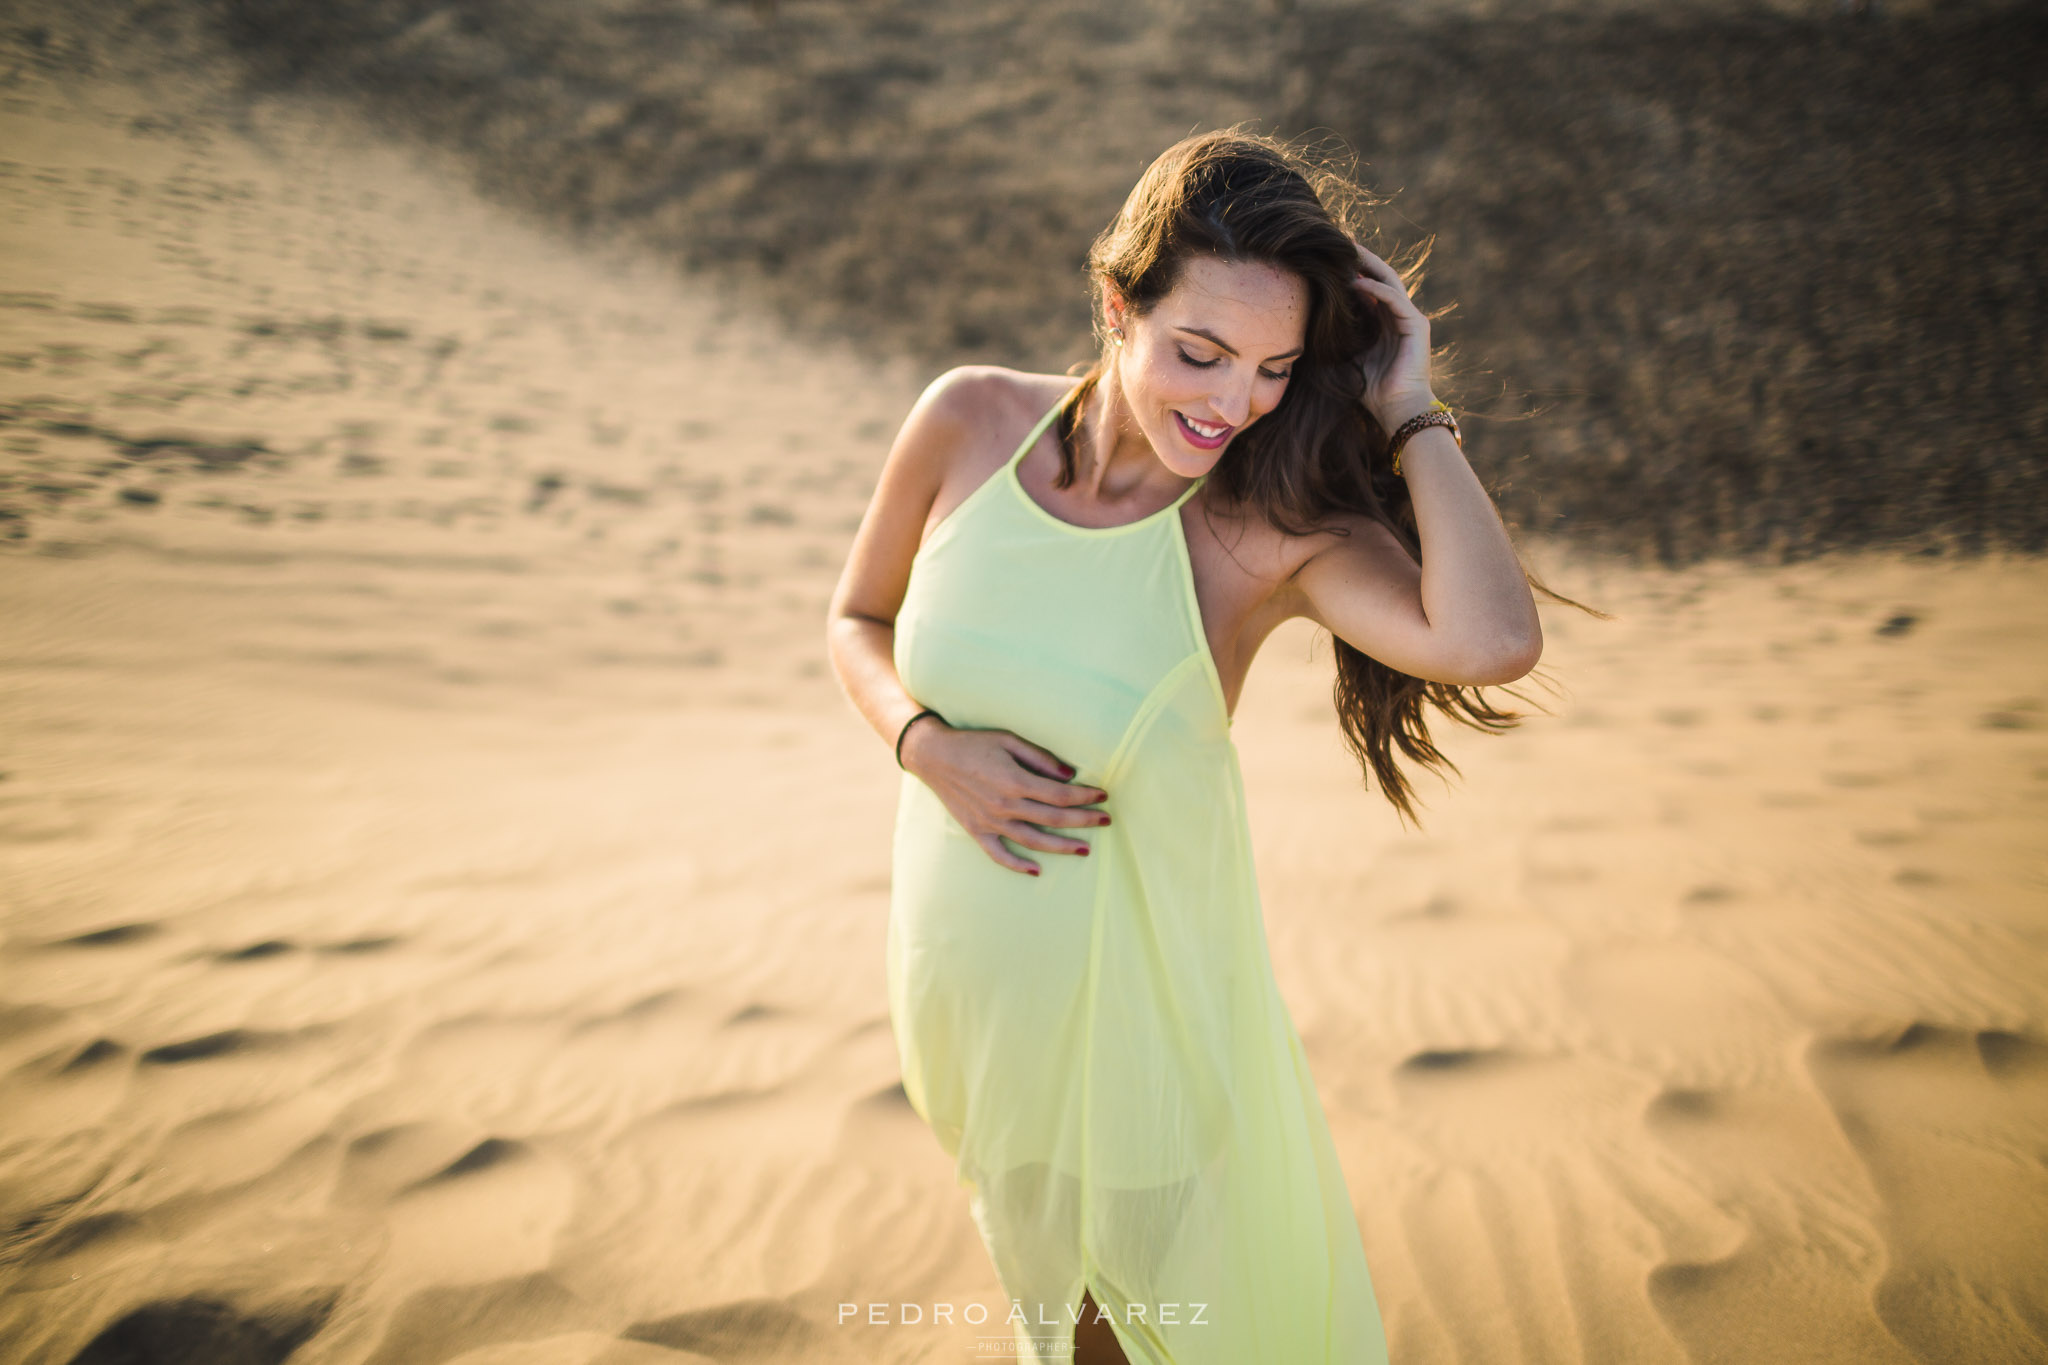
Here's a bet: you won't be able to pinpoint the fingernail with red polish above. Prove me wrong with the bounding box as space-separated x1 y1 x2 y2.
1028 867 1040 876
1076 846 1089 857
1059 764 1075 778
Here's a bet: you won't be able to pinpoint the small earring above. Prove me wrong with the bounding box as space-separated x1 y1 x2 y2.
1109 326 1125 346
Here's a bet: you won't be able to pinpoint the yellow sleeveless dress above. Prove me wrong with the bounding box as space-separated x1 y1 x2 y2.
888 387 1390 1363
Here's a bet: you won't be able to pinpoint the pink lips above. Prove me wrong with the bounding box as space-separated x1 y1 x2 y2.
1173 410 1234 451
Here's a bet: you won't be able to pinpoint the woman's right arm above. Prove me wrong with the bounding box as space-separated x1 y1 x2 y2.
824 367 1111 876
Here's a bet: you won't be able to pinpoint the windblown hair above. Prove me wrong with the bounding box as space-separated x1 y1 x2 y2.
1055 127 1607 827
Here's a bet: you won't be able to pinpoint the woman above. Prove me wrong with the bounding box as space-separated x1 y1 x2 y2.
827 128 1598 1363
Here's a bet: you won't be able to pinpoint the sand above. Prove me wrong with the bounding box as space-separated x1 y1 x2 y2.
181 0 2048 566
4 57 2046 1365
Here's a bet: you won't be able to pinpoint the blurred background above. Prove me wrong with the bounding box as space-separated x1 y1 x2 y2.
3 2 2044 1363
10 0 2046 562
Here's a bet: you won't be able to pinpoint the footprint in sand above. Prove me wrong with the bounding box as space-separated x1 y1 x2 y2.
1805 1023 2048 1362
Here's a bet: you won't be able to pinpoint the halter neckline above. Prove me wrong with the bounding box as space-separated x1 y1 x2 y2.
1005 387 1208 538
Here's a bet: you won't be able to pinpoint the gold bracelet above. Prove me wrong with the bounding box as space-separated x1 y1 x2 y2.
1388 400 1461 477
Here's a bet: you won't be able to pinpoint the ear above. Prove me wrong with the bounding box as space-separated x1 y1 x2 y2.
1103 290 1126 332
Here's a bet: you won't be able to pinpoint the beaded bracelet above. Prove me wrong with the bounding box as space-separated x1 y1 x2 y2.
896 707 945 770
1387 400 1461 477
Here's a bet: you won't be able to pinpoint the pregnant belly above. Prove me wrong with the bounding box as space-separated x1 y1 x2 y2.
890 773 1103 994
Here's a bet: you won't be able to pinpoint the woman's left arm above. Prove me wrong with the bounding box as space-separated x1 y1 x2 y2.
1288 242 1543 686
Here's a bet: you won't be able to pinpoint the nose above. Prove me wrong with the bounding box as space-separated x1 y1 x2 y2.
1211 378 1254 429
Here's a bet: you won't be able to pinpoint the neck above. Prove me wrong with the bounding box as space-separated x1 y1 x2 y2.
1081 365 1187 503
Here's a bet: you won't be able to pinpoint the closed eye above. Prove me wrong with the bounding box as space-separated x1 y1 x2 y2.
1176 348 1292 382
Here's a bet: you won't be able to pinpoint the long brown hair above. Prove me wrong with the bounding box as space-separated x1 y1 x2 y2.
1056 127 1608 828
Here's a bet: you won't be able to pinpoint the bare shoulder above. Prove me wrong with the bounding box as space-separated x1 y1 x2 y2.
877 366 1018 499
833 368 1086 629
910 365 1074 446
878 366 1074 546
1268 506 1420 628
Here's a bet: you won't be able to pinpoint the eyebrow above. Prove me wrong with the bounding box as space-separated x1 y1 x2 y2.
1174 326 1302 362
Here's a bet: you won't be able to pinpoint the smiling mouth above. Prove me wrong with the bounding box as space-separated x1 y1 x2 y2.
1173 411 1234 446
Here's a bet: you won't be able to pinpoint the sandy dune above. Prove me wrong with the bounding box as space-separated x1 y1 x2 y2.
4 62 2046 1365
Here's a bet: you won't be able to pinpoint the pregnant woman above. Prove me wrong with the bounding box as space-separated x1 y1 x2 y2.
827 128 1592 1363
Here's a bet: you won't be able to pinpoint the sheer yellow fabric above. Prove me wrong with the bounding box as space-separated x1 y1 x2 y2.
888 390 1389 1363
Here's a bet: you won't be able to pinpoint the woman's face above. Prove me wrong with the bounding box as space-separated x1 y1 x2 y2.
1107 254 1308 474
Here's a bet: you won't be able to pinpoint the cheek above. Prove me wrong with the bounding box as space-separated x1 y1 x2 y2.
1132 349 1203 408
1250 377 1291 422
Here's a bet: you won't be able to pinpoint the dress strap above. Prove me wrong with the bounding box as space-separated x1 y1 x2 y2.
1008 386 1083 470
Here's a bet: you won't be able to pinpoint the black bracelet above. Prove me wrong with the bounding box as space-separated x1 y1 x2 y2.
896 707 944 770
